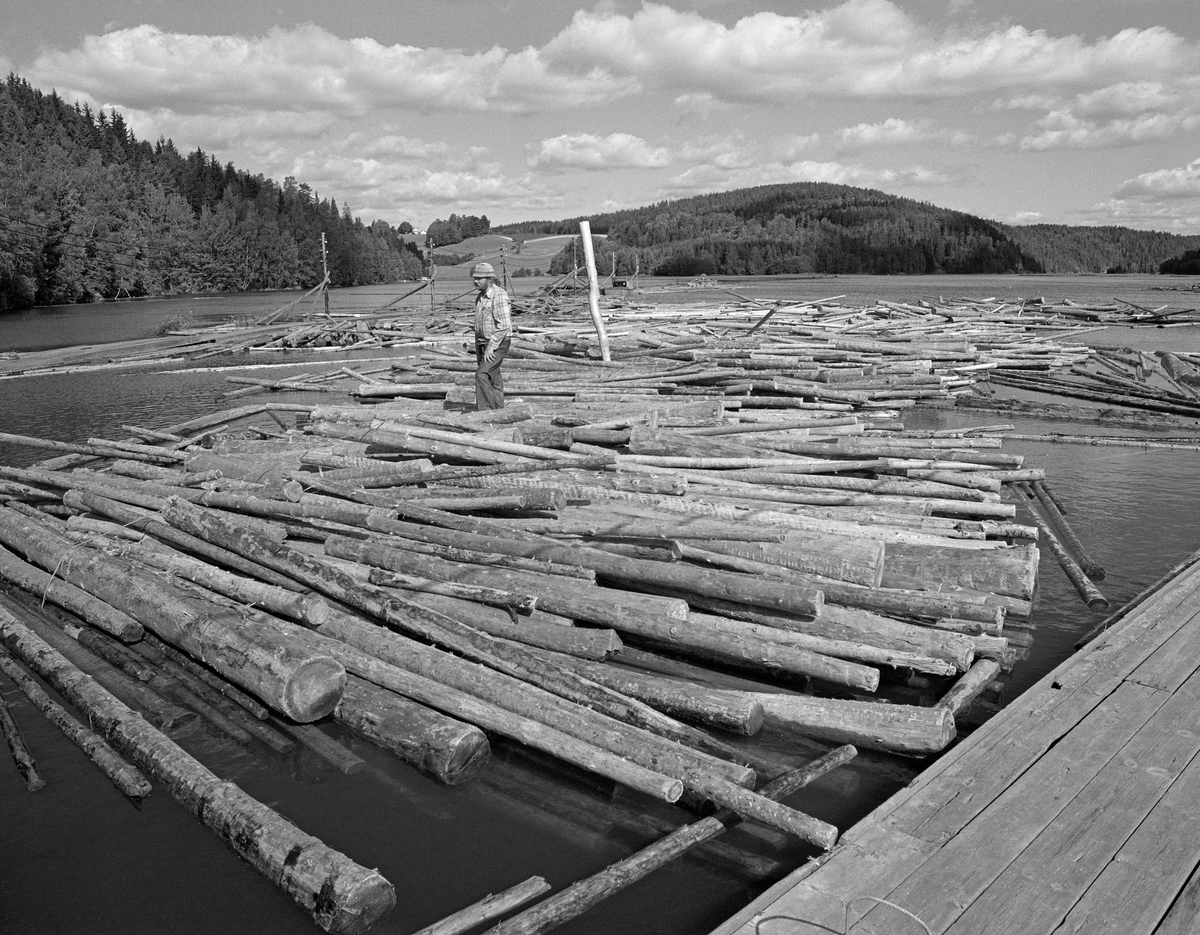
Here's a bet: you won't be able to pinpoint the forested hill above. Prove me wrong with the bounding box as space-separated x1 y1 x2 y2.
999 224 1200 274
500 184 1044 277
0 74 423 312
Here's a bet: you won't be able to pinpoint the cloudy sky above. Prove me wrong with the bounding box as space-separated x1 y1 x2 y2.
5 0 1200 232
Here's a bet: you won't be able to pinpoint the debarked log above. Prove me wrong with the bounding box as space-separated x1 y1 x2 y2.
334 675 491 785
880 542 1039 600
0 642 152 799
0 505 345 722
747 692 956 756
0 609 396 934
527 649 764 736
324 537 869 690
0 545 144 641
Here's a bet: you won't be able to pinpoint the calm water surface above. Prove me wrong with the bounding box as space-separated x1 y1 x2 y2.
2 277 1200 935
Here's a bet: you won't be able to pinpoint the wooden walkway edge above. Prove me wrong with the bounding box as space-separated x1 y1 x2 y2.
711 557 1200 935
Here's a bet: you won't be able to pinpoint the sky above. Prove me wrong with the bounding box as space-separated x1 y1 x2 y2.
4 0 1200 233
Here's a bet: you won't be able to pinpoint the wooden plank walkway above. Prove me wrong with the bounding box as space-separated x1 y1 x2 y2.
712 555 1200 935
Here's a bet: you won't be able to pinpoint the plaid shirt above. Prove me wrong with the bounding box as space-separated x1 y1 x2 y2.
474 282 512 352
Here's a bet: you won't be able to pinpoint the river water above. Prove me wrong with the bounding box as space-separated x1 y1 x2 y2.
2 275 1200 935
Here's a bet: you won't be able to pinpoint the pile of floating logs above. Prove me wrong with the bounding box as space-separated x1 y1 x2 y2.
1 290 1176 934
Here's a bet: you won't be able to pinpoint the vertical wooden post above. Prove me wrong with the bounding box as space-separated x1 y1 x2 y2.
578 221 610 362
320 232 330 318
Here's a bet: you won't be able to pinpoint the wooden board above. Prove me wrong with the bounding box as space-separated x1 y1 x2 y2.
710 559 1200 935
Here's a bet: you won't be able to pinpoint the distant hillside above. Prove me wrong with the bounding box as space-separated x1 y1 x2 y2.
1001 224 1200 274
0 74 423 312
498 183 1043 277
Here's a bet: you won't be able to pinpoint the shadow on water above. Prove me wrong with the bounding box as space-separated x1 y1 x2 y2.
3 277 1200 934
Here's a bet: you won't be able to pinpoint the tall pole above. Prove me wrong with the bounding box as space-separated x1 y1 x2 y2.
320 232 330 318
578 220 610 362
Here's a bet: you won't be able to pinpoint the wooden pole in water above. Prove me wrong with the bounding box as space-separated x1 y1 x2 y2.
0 609 397 934
0 504 345 722
0 643 151 799
1015 484 1108 610
481 746 856 935
0 680 45 791
1029 480 1104 579
578 221 610 362
410 877 552 935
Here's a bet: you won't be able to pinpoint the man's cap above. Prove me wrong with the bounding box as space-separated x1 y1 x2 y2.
471 262 496 278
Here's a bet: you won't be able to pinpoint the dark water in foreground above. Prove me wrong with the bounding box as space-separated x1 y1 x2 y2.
2 277 1200 935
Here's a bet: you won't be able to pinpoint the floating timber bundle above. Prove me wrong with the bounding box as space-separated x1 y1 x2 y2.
26 288 1193 931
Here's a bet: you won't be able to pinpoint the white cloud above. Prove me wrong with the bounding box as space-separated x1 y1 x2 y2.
1087 159 1200 230
834 118 974 151
1114 159 1200 199
530 132 671 170
26 23 636 117
541 1 1200 104
1020 107 1200 150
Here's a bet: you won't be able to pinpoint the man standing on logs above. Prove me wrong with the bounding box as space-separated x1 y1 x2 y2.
471 262 511 410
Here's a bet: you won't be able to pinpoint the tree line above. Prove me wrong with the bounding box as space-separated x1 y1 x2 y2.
505 183 1200 278
511 184 1045 277
1002 224 1200 274
0 73 425 312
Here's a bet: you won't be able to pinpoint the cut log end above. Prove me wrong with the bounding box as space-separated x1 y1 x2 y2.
283 659 348 723
313 868 397 935
431 728 492 786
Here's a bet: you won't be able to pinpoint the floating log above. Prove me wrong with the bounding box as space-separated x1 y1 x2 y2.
323 536 870 690
481 746 856 935
935 658 1003 718
746 692 956 756
880 542 1039 600
0 600 198 734
1015 484 1109 610
334 675 490 786
0 678 46 791
411 877 553 935
0 545 143 641
0 504 345 722
528 649 765 736
0 608 396 934
1029 480 1104 579
0 642 152 799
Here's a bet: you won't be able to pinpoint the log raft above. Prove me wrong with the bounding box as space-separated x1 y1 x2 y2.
9 291 1151 927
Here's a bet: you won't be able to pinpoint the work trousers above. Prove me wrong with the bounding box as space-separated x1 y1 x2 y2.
474 336 510 410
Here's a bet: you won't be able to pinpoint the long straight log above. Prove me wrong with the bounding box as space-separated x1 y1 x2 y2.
880 542 1039 600
481 746 856 935
412 877 553 935
1016 484 1109 610
935 658 1002 718
153 501 723 798
67 489 307 591
203 490 827 620
311 420 530 464
747 692 956 756
0 545 144 641
1029 480 1104 579
323 536 870 690
0 680 46 791
0 609 396 933
334 675 490 785
0 600 198 733
0 504 345 722
294 612 685 802
527 649 764 736
0 431 183 464
0 644 152 798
